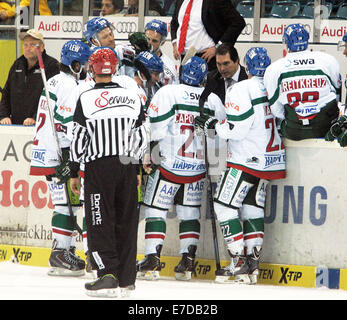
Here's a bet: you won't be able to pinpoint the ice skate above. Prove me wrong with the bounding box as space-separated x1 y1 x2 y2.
136 245 162 280
48 241 85 277
174 245 196 281
85 274 120 298
136 253 161 280
120 284 135 298
215 254 242 284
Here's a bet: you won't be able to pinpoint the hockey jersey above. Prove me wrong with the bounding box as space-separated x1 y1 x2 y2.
264 50 341 124
30 72 77 176
70 82 149 175
148 83 225 183
215 76 286 180
160 53 179 85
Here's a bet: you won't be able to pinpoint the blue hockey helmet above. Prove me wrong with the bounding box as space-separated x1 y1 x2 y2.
343 33 347 43
181 56 208 86
134 51 163 78
283 23 309 52
244 47 271 77
60 40 91 67
145 19 168 41
83 17 114 45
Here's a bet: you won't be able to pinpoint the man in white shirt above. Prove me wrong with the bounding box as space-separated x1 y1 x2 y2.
170 0 245 71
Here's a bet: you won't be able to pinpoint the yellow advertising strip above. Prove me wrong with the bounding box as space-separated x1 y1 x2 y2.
257 263 316 288
0 244 319 289
339 269 347 290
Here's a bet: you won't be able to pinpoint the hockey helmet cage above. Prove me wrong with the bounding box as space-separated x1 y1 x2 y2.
145 19 168 41
244 47 271 77
134 51 163 79
89 47 118 75
180 56 208 86
60 40 91 67
283 23 309 52
83 17 114 45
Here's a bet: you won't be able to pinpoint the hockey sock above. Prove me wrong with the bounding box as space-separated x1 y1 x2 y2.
219 218 244 255
144 217 166 255
82 215 88 253
243 218 264 255
51 211 75 250
179 219 200 254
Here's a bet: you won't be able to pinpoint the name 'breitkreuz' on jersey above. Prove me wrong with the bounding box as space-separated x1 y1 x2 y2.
215 76 286 180
147 83 226 183
70 82 149 171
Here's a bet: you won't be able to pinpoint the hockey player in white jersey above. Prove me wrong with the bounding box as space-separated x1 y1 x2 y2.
133 51 164 104
264 23 341 141
145 19 179 86
136 56 225 281
83 17 136 77
195 47 286 284
30 40 91 276
325 33 347 147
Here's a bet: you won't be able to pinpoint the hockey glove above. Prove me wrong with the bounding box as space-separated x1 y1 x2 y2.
194 114 218 137
54 148 71 185
129 32 151 54
338 131 347 147
325 115 347 141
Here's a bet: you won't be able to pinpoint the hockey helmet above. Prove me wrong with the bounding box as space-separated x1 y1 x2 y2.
83 17 114 45
145 19 168 41
134 51 163 80
244 47 271 77
60 40 91 67
181 56 208 86
283 23 309 52
88 47 118 75
344 33 347 42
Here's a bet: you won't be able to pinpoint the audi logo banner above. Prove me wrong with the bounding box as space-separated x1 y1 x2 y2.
34 16 83 39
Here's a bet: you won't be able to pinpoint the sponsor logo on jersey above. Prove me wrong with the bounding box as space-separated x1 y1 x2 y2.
264 153 285 169
225 102 240 111
293 58 315 66
59 105 72 113
94 91 136 111
32 149 46 165
182 91 201 101
149 102 158 112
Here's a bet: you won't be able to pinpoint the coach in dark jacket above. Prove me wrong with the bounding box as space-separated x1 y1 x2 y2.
200 43 248 106
0 29 59 125
171 0 245 71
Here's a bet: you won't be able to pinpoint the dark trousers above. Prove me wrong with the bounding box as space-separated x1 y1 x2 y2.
84 156 139 287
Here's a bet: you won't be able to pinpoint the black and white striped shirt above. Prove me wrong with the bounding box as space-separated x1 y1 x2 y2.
70 82 149 177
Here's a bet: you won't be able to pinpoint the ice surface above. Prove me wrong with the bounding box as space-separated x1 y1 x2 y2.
1 261 347 301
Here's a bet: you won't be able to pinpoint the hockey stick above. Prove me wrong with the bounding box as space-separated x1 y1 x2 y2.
199 101 221 274
35 46 83 236
181 46 197 65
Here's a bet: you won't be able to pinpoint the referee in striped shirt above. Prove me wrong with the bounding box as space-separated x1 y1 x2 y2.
69 47 149 297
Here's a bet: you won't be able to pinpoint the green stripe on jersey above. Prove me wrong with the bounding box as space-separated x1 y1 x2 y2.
227 107 254 122
150 104 215 123
251 96 268 106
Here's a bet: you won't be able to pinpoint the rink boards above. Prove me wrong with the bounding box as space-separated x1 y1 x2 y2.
1 121 347 291
0 243 346 290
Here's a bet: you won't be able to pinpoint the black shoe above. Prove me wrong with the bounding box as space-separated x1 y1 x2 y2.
85 274 119 298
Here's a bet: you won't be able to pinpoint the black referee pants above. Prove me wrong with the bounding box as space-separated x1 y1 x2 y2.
84 156 139 287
